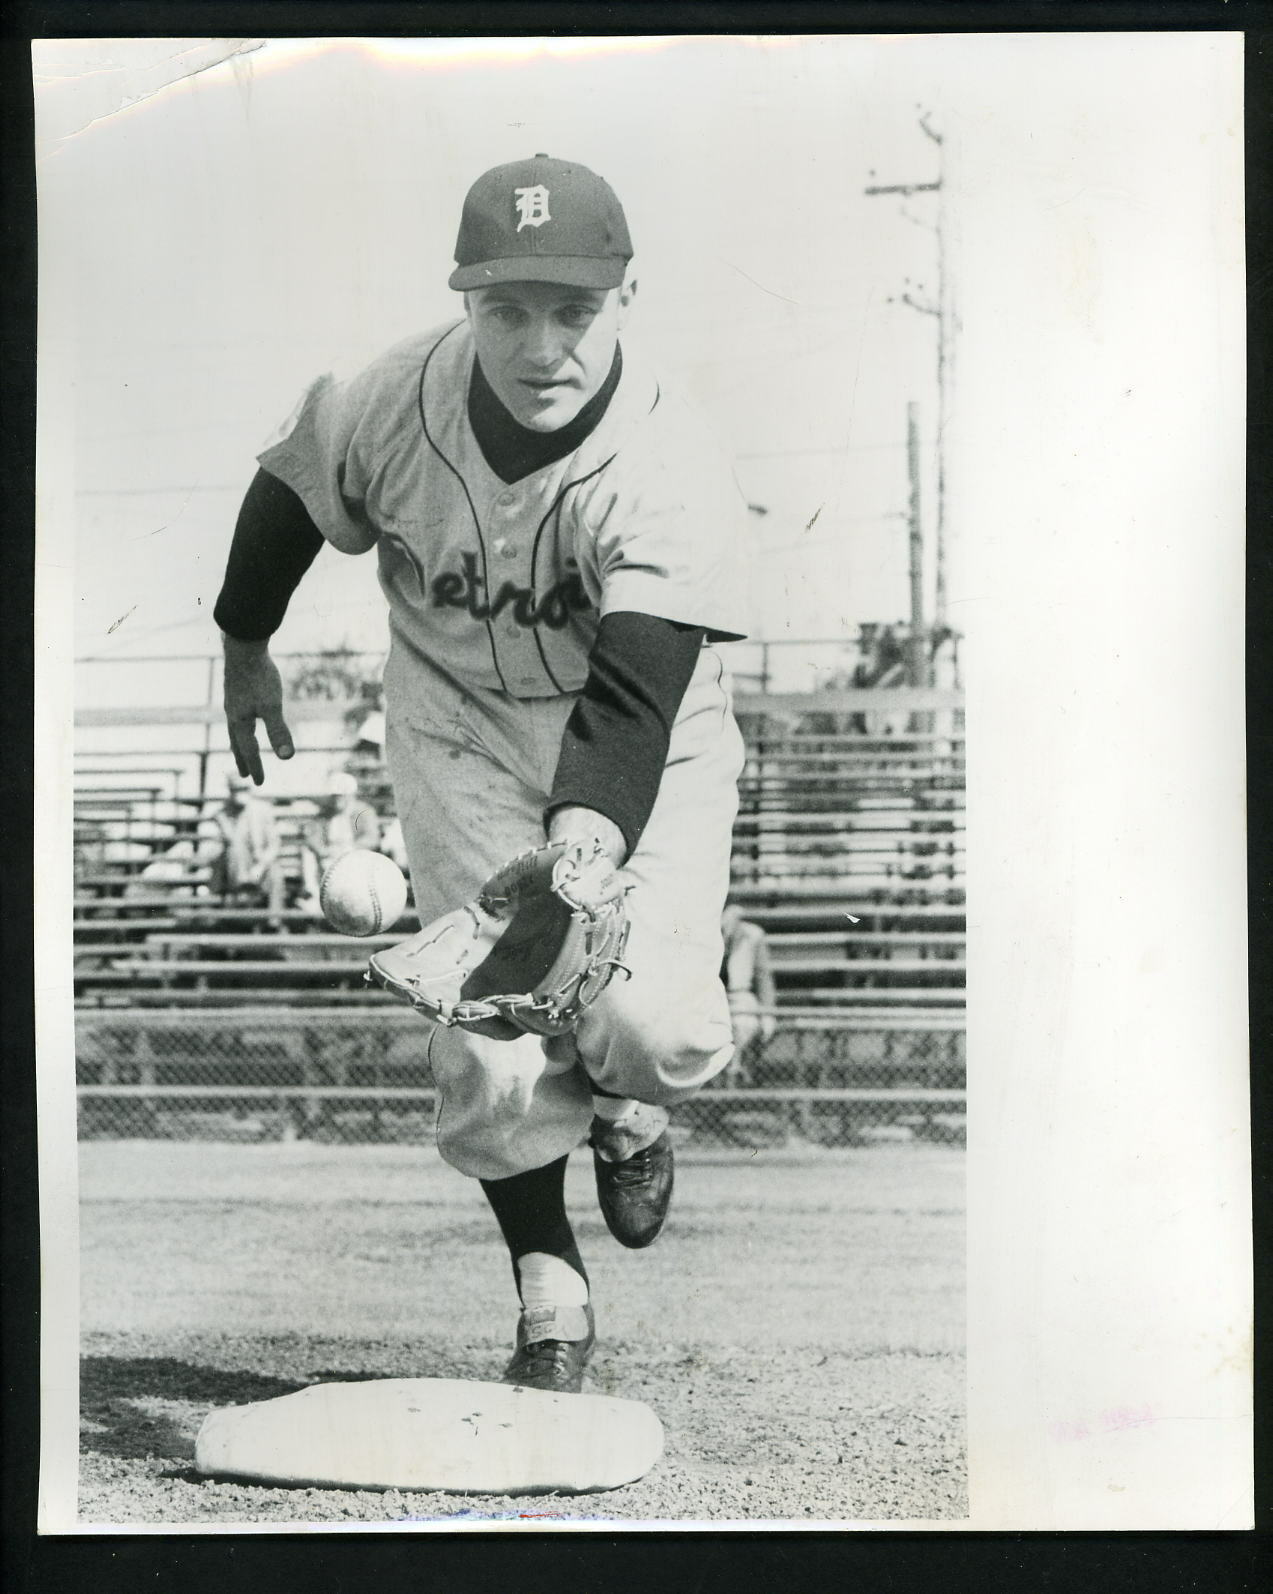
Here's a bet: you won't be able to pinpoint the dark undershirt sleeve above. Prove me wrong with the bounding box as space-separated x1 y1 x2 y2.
546 611 707 859
213 468 325 642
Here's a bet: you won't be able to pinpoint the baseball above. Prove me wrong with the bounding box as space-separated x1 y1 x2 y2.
320 850 409 937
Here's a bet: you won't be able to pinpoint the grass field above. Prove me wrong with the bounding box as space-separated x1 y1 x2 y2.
77 1138 966 1525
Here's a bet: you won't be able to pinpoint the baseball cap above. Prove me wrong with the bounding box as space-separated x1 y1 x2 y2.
449 154 632 292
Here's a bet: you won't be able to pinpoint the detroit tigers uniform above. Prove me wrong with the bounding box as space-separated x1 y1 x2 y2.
257 319 750 1178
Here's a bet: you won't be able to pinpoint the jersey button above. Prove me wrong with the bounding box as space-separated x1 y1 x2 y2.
500 544 519 559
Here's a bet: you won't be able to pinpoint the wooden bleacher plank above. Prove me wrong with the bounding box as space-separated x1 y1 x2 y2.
73 998 964 1028
733 846 966 865
773 1006 965 1027
77 989 391 1008
72 919 183 941
740 775 964 789
74 1003 426 1031
775 988 964 1005
732 858 965 873
77 864 213 882
82 960 374 984
772 931 965 947
732 871 966 887
739 770 965 785
74 924 963 958
77 959 962 995
731 863 967 879
143 932 400 953
76 949 963 982
726 881 964 900
74 905 416 935
729 877 965 896
738 765 962 777
743 841 963 854
76 898 316 918
74 986 963 1012
734 839 966 858
737 784 963 800
736 802 964 817
73 787 170 805
75 941 374 966
766 930 965 948
733 811 965 830
132 927 965 953
765 958 965 977
738 902 965 923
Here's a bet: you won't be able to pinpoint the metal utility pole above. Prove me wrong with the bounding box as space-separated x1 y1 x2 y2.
906 402 928 689
865 111 951 631
921 113 951 633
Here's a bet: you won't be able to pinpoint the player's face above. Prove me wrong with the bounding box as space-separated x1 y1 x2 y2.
466 279 635 432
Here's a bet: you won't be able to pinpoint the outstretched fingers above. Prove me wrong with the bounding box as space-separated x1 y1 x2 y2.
226 704 294 786
228 713 266 785
263 708 295 764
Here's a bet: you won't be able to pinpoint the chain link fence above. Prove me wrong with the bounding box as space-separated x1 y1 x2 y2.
75 1007 965 1149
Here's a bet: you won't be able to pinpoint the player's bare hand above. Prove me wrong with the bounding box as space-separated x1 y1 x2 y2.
546 805 627 867
222 634 295 785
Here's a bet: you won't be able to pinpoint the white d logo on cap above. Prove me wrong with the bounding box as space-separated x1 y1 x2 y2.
514 185 551 230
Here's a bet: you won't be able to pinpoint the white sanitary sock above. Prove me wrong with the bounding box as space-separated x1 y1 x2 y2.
516 1251 590 1309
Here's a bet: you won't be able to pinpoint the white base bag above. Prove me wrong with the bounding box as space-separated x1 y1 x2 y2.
194 1376 664 1495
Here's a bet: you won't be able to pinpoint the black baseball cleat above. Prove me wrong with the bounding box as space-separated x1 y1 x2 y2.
501 1303 596 1394
590 1105 674 1249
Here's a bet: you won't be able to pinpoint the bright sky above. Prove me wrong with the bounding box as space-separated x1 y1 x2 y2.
37 34 952 682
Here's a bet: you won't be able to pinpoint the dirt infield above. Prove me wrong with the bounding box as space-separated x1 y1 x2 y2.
76 1139 966 1525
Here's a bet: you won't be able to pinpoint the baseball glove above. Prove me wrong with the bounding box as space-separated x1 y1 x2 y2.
366 839 632 1041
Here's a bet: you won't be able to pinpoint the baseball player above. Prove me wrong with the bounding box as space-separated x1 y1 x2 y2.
214 155 749 1392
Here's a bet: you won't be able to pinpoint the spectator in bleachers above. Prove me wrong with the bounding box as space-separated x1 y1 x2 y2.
298 769 383 913
125 836 204 898
95 820 153 867
352 687 386 759
208 772 285 916
720 903 777 1081
378 813 411 875
345 689 396 823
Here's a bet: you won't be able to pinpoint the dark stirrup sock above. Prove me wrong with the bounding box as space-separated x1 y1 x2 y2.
480 1154 589 1306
